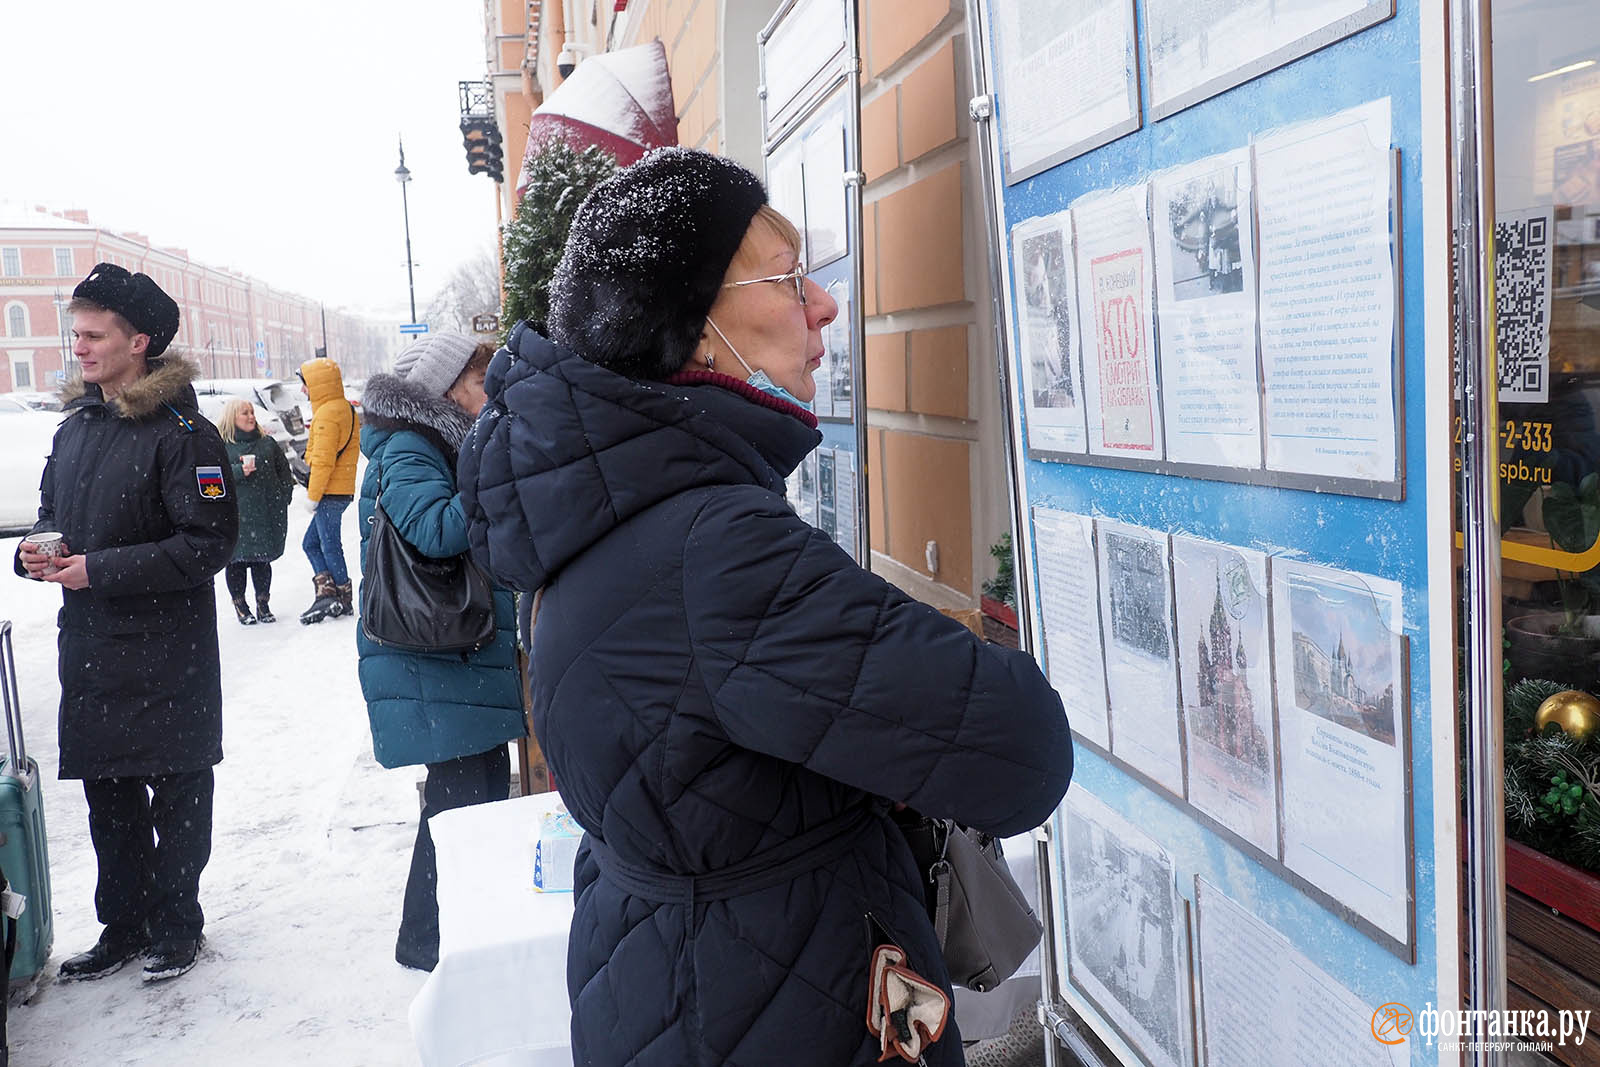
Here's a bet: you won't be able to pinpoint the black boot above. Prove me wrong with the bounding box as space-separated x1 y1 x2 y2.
232 596 256 625
58 926 149 981
300 572 337 625
331 581 354 619
142 936 203 983
255 596 276 624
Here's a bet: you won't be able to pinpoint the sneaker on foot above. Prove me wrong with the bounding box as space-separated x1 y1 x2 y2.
59 928 149 981
142 937 202 982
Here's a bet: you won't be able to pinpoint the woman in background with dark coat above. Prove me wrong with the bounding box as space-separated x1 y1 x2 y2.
356 333 526 972
215 397 293 623
459 148 1073 1066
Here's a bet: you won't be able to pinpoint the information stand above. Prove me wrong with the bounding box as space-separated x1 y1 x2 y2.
759 0 870 564
966 0 1460 1062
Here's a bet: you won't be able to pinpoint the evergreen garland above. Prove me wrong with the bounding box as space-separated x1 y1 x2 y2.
500 137 619 339
1503 678 1600 872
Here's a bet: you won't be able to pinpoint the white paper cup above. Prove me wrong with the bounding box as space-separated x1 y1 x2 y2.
241 454 257 474
24 531 63 558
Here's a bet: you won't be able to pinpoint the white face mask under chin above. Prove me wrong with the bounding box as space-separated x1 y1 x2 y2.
705 317 810 410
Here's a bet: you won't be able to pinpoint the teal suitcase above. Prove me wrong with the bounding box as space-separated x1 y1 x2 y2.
0 621 52 985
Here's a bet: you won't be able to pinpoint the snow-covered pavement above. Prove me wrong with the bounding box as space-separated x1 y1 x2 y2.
3 482 434 1065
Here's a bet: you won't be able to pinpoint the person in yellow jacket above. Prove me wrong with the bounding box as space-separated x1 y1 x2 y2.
297 356 361 623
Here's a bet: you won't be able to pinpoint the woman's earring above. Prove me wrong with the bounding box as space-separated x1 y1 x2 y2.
705 349 715 371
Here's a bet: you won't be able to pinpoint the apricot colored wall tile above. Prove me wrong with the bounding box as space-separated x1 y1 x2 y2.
899 39 958 163
866 0 952 77
868 428 887 554
876 163 964 313
863 202 880 315
861 90 899 180
881 430 972 590
908 325 968 418
865 332 908 411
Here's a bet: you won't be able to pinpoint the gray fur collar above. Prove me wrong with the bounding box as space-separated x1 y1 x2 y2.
361 372 474 454
60 356 199 419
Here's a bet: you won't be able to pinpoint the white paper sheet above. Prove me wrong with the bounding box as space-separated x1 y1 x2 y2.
1255 99 1397 482
1061 789 1193 1067
1032 507 1110 748
1152 151 1263 469
1076 187 1165 459
1096 520 1183 794
1194 878 1407 1067
1145 0 1374 116
1171 537 1277 856
1012 211 1089 455
801 113 848 269
1270 557 1409 943
992 0 1139 177
833 448 857 561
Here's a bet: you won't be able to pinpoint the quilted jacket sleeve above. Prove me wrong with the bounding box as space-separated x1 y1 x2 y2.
683 487 1073 838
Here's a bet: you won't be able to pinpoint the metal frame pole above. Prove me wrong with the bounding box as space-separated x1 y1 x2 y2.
1449 0 1507 1050
961 5 1107 1066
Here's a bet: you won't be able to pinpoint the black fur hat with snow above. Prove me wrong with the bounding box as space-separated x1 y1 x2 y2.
546 146 767 380
72 262 180 357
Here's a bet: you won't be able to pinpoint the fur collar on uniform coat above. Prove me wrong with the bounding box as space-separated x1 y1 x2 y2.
359 372 474 465
58 356 200 420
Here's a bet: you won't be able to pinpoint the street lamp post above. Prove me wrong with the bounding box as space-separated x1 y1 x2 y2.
53 290 70 381
395 137 418 324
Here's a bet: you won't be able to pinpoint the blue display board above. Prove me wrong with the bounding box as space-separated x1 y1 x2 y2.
971 0 1456 1062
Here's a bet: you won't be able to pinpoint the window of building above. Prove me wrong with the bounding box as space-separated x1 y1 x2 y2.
55 248 74 276
6 305 26 338
1 248 19 277
10 356 33 391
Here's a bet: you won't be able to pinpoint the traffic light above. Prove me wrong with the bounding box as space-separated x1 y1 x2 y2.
461 119 504 183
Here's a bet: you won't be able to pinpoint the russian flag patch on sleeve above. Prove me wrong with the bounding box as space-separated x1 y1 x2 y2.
196 466 226 499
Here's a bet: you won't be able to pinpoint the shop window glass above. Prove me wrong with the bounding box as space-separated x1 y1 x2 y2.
1492 5 1600 696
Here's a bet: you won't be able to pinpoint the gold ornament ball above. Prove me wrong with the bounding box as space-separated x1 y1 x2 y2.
1534 690 1600 742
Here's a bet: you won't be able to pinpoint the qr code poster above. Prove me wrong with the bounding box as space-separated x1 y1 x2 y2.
1494 207 1554 404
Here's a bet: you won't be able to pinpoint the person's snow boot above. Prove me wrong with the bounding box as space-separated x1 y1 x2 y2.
232 596 256 625
300 572 338 625
142 937 202 983
58 926 149 981
255 596 276 624
331 581 354 619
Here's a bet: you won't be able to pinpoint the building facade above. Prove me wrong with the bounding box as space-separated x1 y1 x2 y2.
1 202 395 393
489 0 1012 614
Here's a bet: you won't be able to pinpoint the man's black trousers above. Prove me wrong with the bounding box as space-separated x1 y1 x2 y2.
82 769 214 943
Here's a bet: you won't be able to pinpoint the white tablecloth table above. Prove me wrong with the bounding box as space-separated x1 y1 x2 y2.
409 792 575 1067
408 796 1043 1061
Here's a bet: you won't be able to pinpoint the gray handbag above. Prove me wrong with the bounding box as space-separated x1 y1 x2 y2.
898 815 1044 993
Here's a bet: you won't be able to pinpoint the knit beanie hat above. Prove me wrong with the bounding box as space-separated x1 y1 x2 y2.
72 263 180 357
547 146 767 380
392 331 479 398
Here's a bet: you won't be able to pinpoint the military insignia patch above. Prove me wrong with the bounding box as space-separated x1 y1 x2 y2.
196 466 226 499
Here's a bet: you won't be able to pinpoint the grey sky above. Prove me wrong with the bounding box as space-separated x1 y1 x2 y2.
0 0 498 323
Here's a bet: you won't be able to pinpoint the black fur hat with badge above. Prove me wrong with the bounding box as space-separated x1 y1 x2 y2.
546 146 768 381
72 262 181 358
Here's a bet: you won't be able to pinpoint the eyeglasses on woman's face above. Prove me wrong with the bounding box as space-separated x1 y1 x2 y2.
721 265 809 306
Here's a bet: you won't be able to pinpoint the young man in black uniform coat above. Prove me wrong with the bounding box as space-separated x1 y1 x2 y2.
13 263 238 983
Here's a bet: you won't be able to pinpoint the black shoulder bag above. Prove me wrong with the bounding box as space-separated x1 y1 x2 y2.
360 479 496 654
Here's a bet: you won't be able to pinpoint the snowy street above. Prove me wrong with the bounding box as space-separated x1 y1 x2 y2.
3 477 438 1064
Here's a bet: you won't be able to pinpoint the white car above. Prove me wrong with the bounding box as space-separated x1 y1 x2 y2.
0 396 61 533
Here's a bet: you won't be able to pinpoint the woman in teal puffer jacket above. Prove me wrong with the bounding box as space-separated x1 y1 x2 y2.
355 333 526 972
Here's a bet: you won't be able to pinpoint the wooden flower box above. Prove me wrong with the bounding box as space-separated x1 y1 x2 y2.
1503 841 1600 1066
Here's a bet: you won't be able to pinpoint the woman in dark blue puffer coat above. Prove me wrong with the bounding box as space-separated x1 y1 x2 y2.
459 148 1073 1066
357 333 526 972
